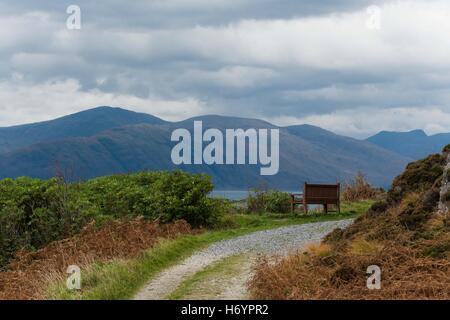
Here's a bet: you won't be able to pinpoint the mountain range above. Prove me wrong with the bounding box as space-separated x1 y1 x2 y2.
0 106 448 189
366 129 450 159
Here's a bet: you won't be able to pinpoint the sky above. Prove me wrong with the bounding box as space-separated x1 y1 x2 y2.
1 0 450 138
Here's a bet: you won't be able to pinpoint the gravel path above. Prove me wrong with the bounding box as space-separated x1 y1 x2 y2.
134 219 353 300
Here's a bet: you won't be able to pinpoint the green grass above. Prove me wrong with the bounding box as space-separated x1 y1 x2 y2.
46 200 373 300
167 254 249 300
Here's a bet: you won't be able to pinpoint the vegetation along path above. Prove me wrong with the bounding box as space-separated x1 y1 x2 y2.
134 219 353 300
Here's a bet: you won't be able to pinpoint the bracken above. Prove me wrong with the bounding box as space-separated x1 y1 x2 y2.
0 219 194 300
249 149 450 300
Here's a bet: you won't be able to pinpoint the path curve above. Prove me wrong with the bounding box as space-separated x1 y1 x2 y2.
134 219 353 300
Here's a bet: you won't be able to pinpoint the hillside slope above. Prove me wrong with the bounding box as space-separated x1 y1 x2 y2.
249 145 450 299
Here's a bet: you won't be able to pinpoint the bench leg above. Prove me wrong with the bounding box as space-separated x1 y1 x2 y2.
324 204 328 214
304 204 308 214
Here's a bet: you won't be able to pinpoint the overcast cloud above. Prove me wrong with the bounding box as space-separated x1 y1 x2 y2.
1 0 450 138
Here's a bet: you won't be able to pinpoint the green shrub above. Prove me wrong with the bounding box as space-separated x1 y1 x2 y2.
0 177 93 268
79 171 218 225
398 194 434 230
0 171 221 269
247 189 291 214
388 154 446 204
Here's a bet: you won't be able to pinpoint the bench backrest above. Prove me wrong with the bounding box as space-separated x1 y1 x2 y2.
304 183 340 204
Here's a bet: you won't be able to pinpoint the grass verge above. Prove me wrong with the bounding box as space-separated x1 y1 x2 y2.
167 254 249 300
46 200 373 300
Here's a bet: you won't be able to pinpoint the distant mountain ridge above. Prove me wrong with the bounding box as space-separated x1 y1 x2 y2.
0 106 416 189
0 106 165 153
367 129 450 159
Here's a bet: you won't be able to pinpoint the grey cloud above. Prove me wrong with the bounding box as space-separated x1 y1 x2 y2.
1 0 387 28
1 0 450 138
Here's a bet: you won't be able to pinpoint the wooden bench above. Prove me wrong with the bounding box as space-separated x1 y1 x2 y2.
291 183 340 214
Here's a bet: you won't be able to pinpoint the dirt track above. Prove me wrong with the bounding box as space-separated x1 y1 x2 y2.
134 219 353 300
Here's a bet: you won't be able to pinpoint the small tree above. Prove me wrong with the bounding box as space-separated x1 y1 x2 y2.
342 172 383 202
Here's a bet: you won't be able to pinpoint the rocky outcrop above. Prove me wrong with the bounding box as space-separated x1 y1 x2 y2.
438 149 450 215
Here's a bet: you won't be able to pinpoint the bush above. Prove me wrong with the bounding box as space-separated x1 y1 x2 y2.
0 177 92 267
342 172 383 202
388 154 446 204
0 171 221 269
79 171 219 226
247 189 291 214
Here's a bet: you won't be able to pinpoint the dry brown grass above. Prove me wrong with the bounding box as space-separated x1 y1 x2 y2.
303 243 332 258
349 239 383 256
249 152 450 300
0 218 194 300
249 199 450 300
249 197 450 300
248 239 450 300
